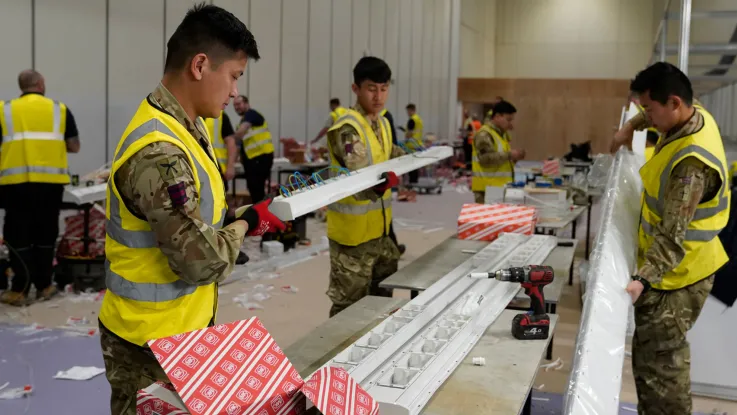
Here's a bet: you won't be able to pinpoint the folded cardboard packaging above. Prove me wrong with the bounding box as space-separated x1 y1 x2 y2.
136 317 379 415
457 203 538 242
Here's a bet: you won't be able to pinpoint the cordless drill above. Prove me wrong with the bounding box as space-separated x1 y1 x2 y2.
470 265 554 340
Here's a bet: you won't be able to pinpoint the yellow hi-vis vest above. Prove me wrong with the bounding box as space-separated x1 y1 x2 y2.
331 106 348 124
99 99 227 346
204 112 228 174
408 114 424 147
638 106 730 291
472 125 514 191
327 109 393 246
644 146 655 162
242 110 273 159
0 94 70 185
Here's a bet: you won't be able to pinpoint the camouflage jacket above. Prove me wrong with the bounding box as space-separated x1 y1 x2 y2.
637 107 722 284
474 122 511 167
327 104 406 202
113 83 245 285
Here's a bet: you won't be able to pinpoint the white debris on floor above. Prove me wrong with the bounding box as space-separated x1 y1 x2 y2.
53 366 106 381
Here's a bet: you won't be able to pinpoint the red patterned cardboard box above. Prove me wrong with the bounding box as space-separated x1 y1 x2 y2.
57 204 106 258
542 159 561 177
137 317 378 415
457 203 538 241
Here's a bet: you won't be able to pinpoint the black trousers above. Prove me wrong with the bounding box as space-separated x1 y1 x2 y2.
463 139 473 169
242 152 273 204
1 183 64 294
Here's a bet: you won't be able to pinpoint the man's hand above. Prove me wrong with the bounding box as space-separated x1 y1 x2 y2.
237 198 287 236
510 149 525 162
611 124 634 153
625 280 645 304
225 164 236 181
372 171 399 194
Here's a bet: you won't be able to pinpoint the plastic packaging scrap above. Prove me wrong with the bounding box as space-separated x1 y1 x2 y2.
66 316 89 326
0 384 33 400
586 154 614 189
19 335 59 344
62 285 106 303
54 366 106 381
472 357 486 366
14 323 49 336
281 285 299 293
541 357 564 372
233 284 275 310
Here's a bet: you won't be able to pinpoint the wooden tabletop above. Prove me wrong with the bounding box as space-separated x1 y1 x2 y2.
380 236 577 305
284 296 408 378
284 296 557 415
423 311 558 415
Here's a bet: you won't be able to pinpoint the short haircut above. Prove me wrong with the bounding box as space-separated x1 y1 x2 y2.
237 95 248 103
330 98 340 106
630 62 693 106
646 130 660 146
406 103 416 111
492 100 517 116
18 69 42 91
164 3 260 73
353 56 392 86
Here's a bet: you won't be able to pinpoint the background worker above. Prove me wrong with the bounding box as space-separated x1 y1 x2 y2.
472 100 525 204
405 103 424 183
311 98 348 145
96 5 285 414
204 110 237 184
232 95 274 203
0 69 81 306
485 95 504 120
461 109 474 169
326 56 405 317
619 62 729 414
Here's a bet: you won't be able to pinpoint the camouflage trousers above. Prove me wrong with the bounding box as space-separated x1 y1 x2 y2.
99 322 171 415
632 275 714 415
327 236 400 317
473 191 485 204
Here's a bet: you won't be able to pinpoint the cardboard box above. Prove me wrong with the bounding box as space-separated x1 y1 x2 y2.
542 159 561 177
457 203 538 241
137 317 378 415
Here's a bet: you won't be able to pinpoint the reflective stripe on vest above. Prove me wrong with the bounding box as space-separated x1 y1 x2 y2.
643 144 729 222
640 216 721 242
105 119 225 300
1 99 62 142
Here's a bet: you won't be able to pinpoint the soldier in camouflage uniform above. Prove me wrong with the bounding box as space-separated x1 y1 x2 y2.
614 63 729 415
98 5 284 414
325 57 405 317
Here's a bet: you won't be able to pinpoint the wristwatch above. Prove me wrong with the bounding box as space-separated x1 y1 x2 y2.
631 275 651 293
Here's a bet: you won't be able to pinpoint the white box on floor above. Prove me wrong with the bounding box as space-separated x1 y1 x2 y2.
262 240 284 258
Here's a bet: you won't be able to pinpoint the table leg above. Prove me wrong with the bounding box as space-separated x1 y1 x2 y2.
572 218 577 240
546 335 554 360
410 290 419 299
585 195 593 259
569 257 574 285
522 391 532 415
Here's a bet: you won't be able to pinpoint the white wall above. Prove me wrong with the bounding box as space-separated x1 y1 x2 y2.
0 0 459 176
460 0 656 79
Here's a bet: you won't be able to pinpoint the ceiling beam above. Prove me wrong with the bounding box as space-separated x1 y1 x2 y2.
689 75 737 82
666 10 737 19
656 43 737 55
690 63 737 70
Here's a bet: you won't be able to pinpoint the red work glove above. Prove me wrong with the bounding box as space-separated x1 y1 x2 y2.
372 171 399 194
238 198 287 236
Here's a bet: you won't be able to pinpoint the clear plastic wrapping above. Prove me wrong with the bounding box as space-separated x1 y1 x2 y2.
564 150 644 415
586 154 614 189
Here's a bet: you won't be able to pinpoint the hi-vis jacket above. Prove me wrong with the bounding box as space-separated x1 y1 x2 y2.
99 99 226 346
472 125 514 191
638 106 730 290
204 112 228 173
327 109 393 247
0 94 70 185
242 110 273 159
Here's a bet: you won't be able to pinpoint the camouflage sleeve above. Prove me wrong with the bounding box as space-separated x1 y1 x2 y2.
474 131 510 167
636 157 717 284
391 144 406 159
115 141 246 285
326 124 378 202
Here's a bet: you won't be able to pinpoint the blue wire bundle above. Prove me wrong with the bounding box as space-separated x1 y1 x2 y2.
279 165 351 198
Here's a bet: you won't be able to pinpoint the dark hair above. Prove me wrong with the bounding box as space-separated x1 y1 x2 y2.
646 130 660 146
353 56 392 86
406 104 416 111
630 62 693 106
164 3 260 73
491 100 517 116
237 95 249 103
330 98 340 106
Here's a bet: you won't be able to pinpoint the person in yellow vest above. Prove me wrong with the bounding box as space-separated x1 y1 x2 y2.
326 56 405 317
620 62 730 414
310 98 348 145
0 69 80 306
404 103 423 183
485 95 504 120
96 6 285 414
472 100 525 204
232 95 273 203
643 130 659 162
203 110 237 183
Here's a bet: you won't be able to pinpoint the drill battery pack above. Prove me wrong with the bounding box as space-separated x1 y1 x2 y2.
512 313 550 340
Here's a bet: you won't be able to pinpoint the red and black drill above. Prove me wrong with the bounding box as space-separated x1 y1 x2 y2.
471 265 554 340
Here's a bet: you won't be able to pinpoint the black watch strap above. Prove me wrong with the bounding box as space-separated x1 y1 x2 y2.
632 275 651 293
